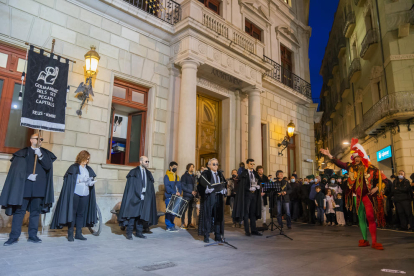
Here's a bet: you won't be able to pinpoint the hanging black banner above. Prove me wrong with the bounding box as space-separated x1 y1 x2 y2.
20 45 69 132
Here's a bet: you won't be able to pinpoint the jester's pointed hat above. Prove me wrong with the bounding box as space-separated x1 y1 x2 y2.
350 138 371 168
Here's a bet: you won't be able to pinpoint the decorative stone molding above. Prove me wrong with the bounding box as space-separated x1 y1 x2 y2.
370 66 382 80
174 43 182 54
386 10 412 30
227 57 233 68
275 25 300 47
250 69 256 79
240 63 245 75
384 54 414 67
213 49 221 62
363 1 372 18
346 103 353 116
198 43 207 55
197 77 231 96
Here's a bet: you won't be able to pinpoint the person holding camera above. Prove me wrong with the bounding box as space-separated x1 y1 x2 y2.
1 133 56 246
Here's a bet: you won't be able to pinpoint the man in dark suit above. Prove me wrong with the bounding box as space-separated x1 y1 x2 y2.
233 159 262 237
1 133 56 246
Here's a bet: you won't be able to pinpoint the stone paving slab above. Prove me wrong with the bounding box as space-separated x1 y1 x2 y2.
1 218 414 276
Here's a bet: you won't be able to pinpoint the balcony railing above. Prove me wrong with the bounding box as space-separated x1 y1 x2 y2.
348 92 414 140
200 6 261 55
202 12 228 38
348 58 361 82
336 36 346 56
264 56 312 99
363 91 414 132
122 0 181 25
343 12 356 37
233 28 255 53
360 29 378 59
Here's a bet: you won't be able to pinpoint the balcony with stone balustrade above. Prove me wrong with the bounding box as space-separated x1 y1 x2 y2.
176 0 265 66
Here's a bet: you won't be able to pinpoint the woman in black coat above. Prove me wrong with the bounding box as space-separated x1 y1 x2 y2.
50 150 97 242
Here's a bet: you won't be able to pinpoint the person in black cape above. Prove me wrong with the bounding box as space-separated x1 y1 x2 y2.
197 158 227 243
118 156 158 240
1 133 56 246
232 159 262 236
50 150 97 241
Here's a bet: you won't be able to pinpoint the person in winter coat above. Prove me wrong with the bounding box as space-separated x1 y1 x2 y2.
180 163 198 229
164 161 182 232
391 170 413 231
299 177 311 223
289 175 301 222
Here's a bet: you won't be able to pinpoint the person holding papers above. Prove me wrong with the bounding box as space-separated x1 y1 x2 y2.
51 150 97 242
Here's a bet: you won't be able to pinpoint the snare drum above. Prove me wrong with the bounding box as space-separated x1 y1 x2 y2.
166 195 189 218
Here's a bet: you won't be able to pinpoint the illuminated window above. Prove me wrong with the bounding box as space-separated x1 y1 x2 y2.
107 79 148 166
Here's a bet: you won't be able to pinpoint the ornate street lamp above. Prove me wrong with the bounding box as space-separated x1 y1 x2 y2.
75 46 100 116
84 46 100 76
278 120 296 156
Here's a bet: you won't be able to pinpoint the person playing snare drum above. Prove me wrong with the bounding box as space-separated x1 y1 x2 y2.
164 161 182 232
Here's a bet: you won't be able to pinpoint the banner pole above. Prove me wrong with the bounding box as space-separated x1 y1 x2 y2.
32 38 54 175
51 39 55 54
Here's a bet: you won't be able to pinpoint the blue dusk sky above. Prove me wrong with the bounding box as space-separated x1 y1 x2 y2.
309 0 340 108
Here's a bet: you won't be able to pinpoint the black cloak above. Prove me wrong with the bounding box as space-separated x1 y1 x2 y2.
50 164 97 229
0 147 56 216
118 167 158 227
197 169 226 236
232 169 262 222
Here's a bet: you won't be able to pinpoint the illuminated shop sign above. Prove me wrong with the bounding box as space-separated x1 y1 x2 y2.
377 146 392 162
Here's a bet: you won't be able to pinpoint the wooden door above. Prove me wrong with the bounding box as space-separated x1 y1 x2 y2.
196 95 220 169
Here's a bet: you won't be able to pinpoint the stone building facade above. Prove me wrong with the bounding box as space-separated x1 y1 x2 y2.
316 0 414 177
0 0 315 225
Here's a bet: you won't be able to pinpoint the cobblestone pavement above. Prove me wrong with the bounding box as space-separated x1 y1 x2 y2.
0 218 413 276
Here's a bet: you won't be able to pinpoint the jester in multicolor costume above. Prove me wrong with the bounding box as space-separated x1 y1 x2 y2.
320 138 386 250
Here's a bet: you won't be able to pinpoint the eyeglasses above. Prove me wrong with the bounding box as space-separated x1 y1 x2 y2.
31 138 44 141
144 161 150 163
212 163 219 166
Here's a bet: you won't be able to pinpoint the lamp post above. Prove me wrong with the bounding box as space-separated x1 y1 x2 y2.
278 120 296 156
74 46 100 116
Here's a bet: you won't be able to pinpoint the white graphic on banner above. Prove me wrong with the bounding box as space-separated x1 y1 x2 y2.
37 66 59 85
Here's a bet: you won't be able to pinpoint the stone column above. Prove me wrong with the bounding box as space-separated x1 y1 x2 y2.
166 65 181 167
247 87 262 164
177 59 200 176
235 90 241 165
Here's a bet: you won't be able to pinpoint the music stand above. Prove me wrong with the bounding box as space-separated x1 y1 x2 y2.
265 190 293 241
